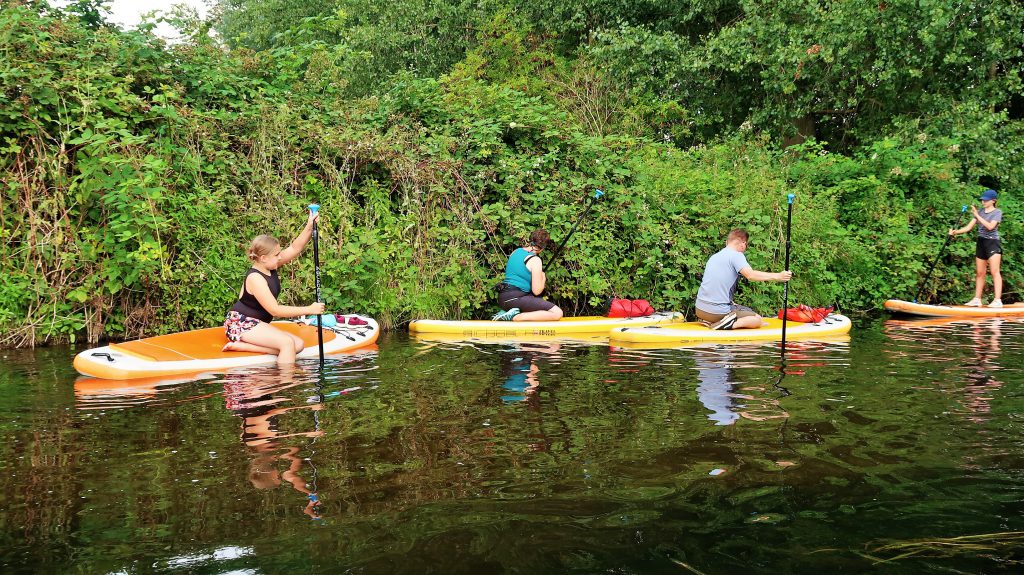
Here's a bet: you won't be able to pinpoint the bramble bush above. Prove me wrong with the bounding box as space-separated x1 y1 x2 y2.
0 5 1018 346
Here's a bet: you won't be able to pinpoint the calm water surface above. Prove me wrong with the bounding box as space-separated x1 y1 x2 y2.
1 317 1023 574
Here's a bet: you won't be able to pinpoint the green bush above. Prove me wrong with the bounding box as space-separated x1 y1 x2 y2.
0 5 1018 347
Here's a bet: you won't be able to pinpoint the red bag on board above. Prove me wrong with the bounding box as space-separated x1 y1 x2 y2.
776 304 833 323
607 299 655 318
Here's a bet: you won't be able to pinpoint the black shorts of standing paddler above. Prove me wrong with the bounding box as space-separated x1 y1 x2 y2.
976 237 1002 260
498 287 555 313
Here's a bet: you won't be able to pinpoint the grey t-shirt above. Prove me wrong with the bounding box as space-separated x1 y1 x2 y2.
695 247 750 315
977 208 1002 240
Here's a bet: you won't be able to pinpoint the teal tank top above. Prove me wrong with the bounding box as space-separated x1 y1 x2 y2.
503 247 536 292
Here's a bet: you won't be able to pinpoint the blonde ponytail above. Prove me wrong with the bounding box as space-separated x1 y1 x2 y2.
247 235 280 262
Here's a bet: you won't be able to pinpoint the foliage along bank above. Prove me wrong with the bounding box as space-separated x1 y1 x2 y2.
0 4 1019 347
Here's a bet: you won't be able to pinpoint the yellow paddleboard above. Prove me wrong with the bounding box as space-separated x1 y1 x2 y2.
408 312 682 338
610 334 851 351
609 314 852 345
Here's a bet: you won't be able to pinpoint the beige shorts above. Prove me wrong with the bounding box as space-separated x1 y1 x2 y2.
695 305 759 323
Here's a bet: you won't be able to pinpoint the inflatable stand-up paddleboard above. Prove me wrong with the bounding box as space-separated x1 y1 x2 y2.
74 317 378 380
610 335 851 351
609 314 852 345
408 312 682 338
884 299 1024 318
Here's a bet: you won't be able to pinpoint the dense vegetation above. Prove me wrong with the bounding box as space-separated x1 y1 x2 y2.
2 0 1023 346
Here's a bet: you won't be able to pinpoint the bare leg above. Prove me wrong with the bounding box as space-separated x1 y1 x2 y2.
974 257 987 299
239 323 301 364
989 254 1002 300
733 314 764 330
288 333 305 354
513 306 564 322
223 341 278 354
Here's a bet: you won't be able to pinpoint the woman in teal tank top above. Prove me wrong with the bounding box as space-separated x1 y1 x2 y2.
494 230 564 321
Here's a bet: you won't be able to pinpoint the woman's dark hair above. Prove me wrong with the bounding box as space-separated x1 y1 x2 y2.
529 229 551 250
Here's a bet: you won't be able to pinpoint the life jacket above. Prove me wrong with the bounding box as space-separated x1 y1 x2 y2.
607 298 655 318
776 304 833 323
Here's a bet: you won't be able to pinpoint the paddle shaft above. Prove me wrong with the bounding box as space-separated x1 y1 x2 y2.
545 190 604 271
310 205 324 366
913 205 969 303
780 194 795 351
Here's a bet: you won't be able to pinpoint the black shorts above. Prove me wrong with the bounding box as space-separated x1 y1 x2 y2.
498 288 555 313
976 237 1002 260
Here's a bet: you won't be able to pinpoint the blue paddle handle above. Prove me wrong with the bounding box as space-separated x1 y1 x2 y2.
787 193 795 204
308 204 320 215
593 189 605 200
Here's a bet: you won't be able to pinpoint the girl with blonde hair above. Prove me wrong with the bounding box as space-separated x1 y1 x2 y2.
223 208 326 363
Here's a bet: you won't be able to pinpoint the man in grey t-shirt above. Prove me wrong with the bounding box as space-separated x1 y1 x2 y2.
695 229 793 329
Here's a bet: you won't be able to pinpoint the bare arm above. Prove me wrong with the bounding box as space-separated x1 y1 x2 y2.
740 267 792 282
950 218 977 236
278 210 319 266
527 257 546 295
975 211 1000 231
247 274 324 318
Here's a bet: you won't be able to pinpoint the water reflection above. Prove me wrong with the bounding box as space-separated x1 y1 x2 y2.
71 349 381 523
222 365 324 519
74 373 218 410
220 351 381 519
498 343 561 404
611 339 850 428
884 317 1023 422
693 347 792 425
693 350 740 425
14 326 1024 574
962 319 1004 422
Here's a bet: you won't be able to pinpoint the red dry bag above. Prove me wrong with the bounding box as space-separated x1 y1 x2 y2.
776 304 833 323
607 298 656 318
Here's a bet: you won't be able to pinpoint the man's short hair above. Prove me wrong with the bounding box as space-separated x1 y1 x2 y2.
727 229 749 243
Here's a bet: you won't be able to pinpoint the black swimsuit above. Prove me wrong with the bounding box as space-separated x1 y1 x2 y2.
230 268 281 322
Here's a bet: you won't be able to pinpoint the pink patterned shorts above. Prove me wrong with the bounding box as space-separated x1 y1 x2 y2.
224 311 261 342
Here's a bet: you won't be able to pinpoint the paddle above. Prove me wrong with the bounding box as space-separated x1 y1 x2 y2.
780 193 795 353
545 189 605 271
309 204 324 366
913 205 968 303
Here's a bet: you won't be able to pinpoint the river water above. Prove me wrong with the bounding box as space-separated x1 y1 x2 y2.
1 317 1022 574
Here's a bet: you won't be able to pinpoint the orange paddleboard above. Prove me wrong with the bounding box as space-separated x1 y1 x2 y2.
73 318 378 380
884 299 1024 318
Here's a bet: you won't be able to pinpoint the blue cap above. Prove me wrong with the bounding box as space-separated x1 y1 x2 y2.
980 189 998 201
